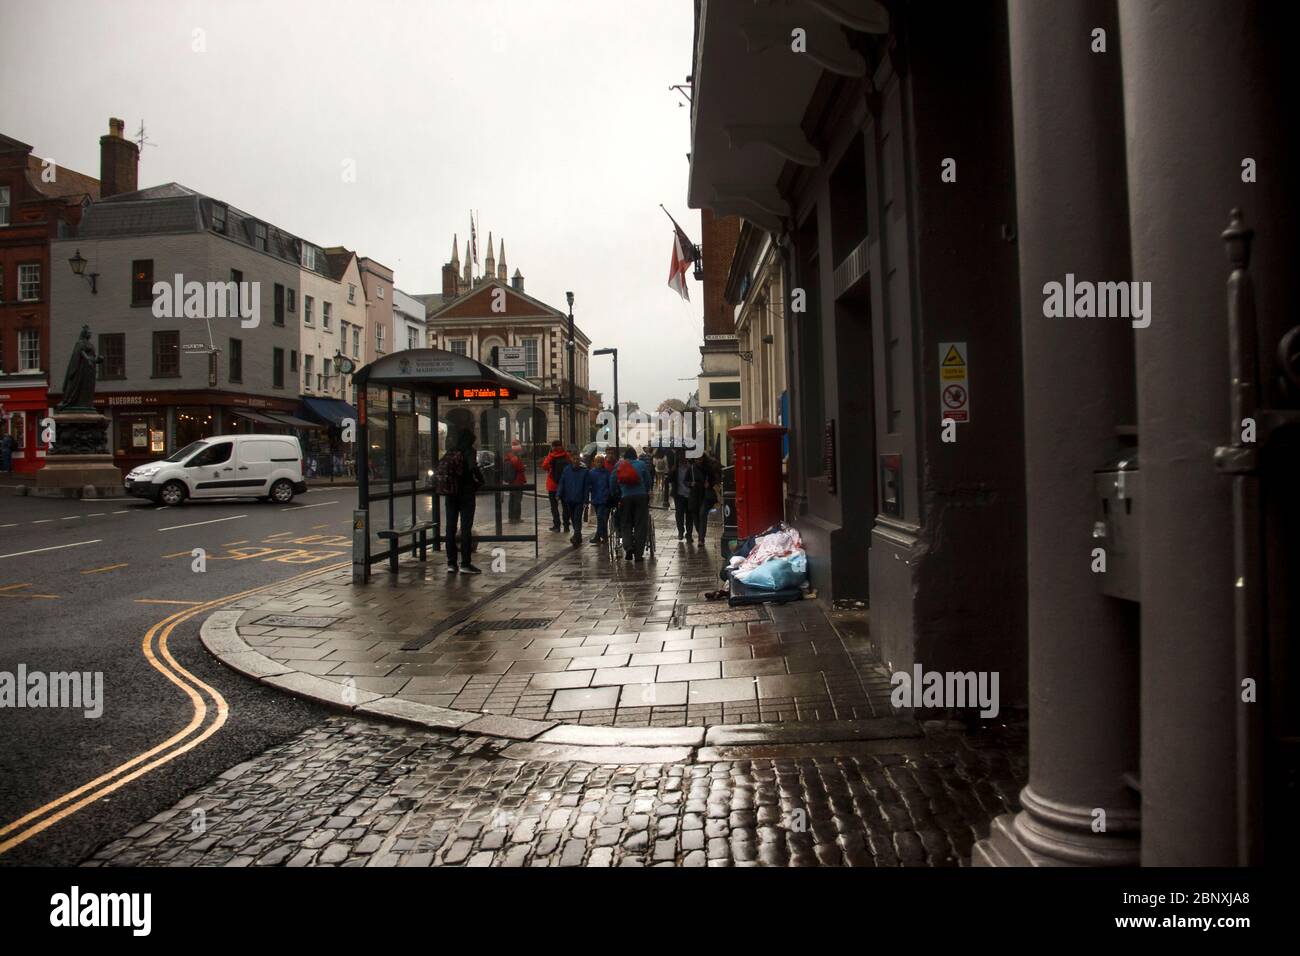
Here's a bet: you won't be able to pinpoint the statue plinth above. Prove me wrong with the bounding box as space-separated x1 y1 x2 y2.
34 411 124 498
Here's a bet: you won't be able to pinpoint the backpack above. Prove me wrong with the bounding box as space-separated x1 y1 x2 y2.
435 450 463 495
616 458 641 486
549 454 569 486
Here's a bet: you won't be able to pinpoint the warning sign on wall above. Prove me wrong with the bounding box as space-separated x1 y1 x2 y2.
939 342 970 423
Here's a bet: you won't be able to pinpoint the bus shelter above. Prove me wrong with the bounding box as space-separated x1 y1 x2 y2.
350 348 543 582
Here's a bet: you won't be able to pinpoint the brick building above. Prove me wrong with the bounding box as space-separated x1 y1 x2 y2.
695 209 742 464
0 129 101 473
419 240 590 452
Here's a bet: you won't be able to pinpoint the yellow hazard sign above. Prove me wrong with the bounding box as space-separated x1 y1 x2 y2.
939 341 970 421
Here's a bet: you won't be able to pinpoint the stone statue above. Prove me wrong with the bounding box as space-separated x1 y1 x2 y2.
56 325 99 413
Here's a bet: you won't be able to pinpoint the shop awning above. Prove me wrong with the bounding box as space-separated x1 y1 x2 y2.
300 396 358 427
265 411 324 430
232 410 286 427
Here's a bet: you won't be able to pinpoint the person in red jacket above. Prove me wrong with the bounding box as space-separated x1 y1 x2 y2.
540 439 572 532
504 440 527 523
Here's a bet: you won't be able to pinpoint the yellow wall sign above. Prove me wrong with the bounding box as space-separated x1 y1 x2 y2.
939 341 970 423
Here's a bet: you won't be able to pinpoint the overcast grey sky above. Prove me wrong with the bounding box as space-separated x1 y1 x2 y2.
1 0 700 409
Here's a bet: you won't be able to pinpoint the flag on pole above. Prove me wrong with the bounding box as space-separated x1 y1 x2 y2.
668 228 691 301
470 211 479 274
661 205 695 301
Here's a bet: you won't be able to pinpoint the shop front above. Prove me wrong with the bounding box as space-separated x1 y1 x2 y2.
0 374 50 476
299 396 359 480
94 390 308 472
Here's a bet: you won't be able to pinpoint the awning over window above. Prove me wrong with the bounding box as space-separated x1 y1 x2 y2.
232 410 286 427
300 396 358 428
265 411 324 430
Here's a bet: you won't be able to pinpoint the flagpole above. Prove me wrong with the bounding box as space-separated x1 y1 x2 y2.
659 203 686 235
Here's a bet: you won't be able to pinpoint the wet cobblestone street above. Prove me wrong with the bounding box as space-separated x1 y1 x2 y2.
87 717 1027 867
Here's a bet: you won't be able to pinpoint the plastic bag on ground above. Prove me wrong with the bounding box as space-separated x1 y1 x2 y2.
733 550 808 590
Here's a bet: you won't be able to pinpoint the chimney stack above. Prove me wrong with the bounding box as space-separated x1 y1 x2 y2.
99 117 140 199
442 262 457 298
511 268 524 293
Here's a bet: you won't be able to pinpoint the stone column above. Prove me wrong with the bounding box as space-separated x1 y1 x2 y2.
974 0 1140 866
1118 0 1288 865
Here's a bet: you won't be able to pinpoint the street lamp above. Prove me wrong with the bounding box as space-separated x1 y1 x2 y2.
67 248 99 294
565 291 575 449
593 347 618 452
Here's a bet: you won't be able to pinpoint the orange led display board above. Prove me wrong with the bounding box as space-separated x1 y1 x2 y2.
451 386 515 399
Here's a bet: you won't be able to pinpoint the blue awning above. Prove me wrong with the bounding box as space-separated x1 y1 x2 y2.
300 396 358 428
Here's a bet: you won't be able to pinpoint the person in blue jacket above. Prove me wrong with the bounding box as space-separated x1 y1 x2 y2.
614 446 653 561
588 453 614 544
557 451 594 546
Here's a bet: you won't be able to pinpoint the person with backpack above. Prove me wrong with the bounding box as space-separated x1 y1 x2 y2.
437 430 484 574
615 446 653 561
541 439 571 533
557 452 593 546
503 440 527 523
587 453 613 544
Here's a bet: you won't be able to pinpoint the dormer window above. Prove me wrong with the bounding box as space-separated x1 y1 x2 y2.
253 222 267 251
211 203 226 234
301 244 316 270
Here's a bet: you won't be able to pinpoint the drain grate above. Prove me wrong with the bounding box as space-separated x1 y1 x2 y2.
458 617 555 635
253 614 339 628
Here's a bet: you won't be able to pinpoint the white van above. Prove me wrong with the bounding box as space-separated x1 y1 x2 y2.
124 434 308 506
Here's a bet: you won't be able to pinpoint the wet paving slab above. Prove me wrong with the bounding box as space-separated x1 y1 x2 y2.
213 508 898 732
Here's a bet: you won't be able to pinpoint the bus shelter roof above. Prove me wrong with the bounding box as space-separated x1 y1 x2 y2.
353 348 541 395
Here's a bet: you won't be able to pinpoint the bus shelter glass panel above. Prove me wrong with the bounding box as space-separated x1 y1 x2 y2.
365 385 391 554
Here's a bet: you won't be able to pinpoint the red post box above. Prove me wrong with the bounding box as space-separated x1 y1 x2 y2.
728 421 787 540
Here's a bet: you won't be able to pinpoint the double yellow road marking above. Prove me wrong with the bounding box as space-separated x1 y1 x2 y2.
0 561 349 855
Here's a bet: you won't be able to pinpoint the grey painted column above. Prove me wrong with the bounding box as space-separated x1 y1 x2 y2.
1119 0 1284 866
975 0 1140 866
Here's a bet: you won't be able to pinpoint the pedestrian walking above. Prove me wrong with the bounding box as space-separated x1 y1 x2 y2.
654 450 669 507
588 453 613 543
558 452 593 546
541 439 572 533
673 451 697 543
615 446 653 561
695 451 720 546
504 440 527 523
436 430 484 574
0 431 14 474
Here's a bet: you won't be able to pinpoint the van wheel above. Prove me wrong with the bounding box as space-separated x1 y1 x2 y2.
270 479 294 504
158 481 187 506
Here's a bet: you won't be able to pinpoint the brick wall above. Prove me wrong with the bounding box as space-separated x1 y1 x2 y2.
701 208 740 337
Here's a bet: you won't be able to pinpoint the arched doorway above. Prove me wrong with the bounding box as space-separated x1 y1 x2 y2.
518 407 546 451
